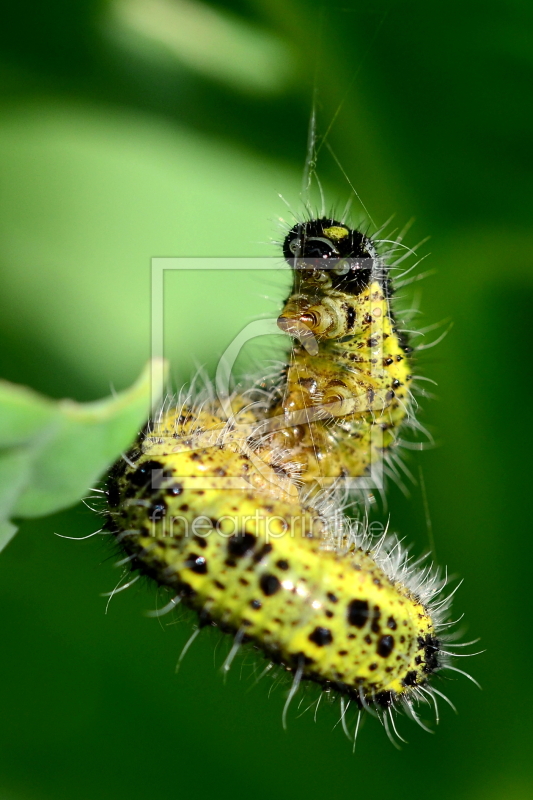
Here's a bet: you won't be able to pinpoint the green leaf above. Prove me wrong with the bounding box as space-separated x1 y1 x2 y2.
0 380 60 448
0 359 167 550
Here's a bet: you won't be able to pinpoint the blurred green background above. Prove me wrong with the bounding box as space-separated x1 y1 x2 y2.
1 0 532 798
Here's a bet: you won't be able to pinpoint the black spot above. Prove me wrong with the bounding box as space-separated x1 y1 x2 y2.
167 483 183 497
371 605 381 633
198 609 211 627
377 635 395 658
276 559 289 570
308 627 333 646
193 535 207 549
298 376 318 392
421 634 440 673
253 543 273 563
402 670 418 687
346 306 356 330
392 378 401 389
367 337 378 347
186 553 207 574
272 464 288 476
260 573 280 596
227 532 257 557
347 599 370 627
387 616 397 630
369 663 378 671
106 481 120 509
327 592 338 603
130 460 166 489
325 610 334 618
383 357 394 366
250 599 262 610
375 691 393 708
148 501 166 521
364 634 372 644
292 651 315 668
214 580 225 590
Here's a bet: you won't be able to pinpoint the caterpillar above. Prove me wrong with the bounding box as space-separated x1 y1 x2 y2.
271 217 413 489
104 216 473 744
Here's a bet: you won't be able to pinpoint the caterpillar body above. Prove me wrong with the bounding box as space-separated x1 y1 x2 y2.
105 218 466 739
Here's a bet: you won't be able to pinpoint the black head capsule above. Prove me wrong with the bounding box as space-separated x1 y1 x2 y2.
282 217 384 295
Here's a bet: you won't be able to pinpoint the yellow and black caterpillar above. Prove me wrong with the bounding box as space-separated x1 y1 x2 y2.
105 217 469 742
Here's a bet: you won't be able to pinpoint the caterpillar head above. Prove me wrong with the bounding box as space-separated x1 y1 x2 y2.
279 218 387 341
282 218 380 292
